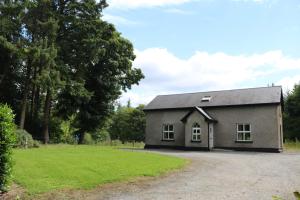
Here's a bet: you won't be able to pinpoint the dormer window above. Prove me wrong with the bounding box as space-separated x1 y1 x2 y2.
201 96 211 102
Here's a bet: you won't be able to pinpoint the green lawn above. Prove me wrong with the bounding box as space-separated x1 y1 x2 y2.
284 141 300 152
13 145 186 194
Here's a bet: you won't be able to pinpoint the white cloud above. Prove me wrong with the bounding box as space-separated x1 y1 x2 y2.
107 0 193 9
277 76 300 93
102 14 138 26
120 48 300 106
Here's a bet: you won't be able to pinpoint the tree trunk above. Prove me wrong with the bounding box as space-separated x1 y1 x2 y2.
19 63 32 129
78 131 85 144
33 87 40 121
42 89 51 144
29 65 38 122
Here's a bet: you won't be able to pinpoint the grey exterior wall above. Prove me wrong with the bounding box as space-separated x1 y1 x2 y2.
145 110 188 147
277 105 284 149
145 104 283 150
184 111 209 148
206 105 281 149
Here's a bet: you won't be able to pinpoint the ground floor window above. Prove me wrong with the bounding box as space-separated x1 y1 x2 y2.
162 124 174 140
192 123 201 141
236 123 251 141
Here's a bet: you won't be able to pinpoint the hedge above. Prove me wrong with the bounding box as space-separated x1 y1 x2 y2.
0 104 16 193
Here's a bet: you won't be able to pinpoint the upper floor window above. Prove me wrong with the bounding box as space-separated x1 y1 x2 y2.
236 123 251 142
201 96 211 102
163 124 174 141
192 123 201 141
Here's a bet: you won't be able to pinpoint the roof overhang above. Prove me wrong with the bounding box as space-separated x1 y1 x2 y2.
181 106 217 123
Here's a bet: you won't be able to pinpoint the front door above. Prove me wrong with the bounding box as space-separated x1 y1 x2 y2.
209 123 214 150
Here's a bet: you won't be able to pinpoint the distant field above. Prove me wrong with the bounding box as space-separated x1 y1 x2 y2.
284 141 300 152
13 145 186 194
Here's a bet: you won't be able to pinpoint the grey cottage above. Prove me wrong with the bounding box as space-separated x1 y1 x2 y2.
144 86 284 152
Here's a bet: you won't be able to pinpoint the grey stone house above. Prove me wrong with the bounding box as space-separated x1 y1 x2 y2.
144 86 284 152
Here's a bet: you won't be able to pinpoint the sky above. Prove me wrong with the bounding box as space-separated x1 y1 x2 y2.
103 0 300 106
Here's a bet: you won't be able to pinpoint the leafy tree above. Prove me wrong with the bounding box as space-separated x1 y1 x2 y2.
0 0 144 144
109 104 145 143
55 0 144 142
0 104 16 193
59 115 78 144
284 83 300 140
0 0 26 121
130 105 146 142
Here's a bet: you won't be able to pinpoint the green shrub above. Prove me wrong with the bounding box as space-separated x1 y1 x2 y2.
94 128 110 143
82 133 94 144
0 104 16 192
32 140 40 148
59 115 78 144
15 129 34 148
15 129 40 148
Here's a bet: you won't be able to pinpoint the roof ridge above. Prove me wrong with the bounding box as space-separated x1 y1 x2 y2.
156 86 282 97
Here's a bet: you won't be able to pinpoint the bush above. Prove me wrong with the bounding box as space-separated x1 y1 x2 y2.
94 128 110 143
0 104 16 193
15 129 39 148
82 133 94 144
59 115 78 144
15 129 34 148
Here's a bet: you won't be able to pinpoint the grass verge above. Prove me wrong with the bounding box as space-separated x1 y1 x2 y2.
284 141 300 152
13 145 186 194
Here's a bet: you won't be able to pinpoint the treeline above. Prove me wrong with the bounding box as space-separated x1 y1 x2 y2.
283 83 300 141
0 0 144 144
55 101 146 145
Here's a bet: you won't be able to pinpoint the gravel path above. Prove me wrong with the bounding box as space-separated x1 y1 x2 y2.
91 149 300 200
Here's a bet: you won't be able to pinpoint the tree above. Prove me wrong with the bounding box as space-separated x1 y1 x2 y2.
0 0 26 123
284 83 300 140
55 0 144 143
109 104 145 143
0 0 144 143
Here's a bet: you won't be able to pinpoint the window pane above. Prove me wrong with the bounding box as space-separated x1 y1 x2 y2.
237 132 243 140
169 132 174 139
169 125 174 131
245 124 250 131
164 125 168 131
238 124 244 131
245 132 251 141
163 132 168 139
197 135 201 140
192 135 196 140
197 129 200 133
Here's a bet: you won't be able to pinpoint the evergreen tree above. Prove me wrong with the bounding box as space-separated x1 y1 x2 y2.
0 0 144 143
284 83 300 140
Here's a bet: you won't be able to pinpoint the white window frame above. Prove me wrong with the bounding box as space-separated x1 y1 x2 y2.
236 123 252 142
162 124 174 141
192 123 201 142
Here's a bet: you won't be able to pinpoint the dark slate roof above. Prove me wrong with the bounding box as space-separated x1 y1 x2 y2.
181 107 217 123
144 86 282 110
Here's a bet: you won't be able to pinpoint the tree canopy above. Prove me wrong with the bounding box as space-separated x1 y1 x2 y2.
284 83 300 140
109 104 146 144
0 0 144 143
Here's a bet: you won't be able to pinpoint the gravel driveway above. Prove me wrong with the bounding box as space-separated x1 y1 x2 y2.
93 149 300 200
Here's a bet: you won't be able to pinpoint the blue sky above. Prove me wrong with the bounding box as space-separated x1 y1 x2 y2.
103 0 300 105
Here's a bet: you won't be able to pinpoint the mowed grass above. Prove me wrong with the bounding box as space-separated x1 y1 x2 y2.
13 145 186 194
284 141 300 152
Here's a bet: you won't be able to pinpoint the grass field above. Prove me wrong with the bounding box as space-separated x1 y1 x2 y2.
13 145 186 194
284 141 300 152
